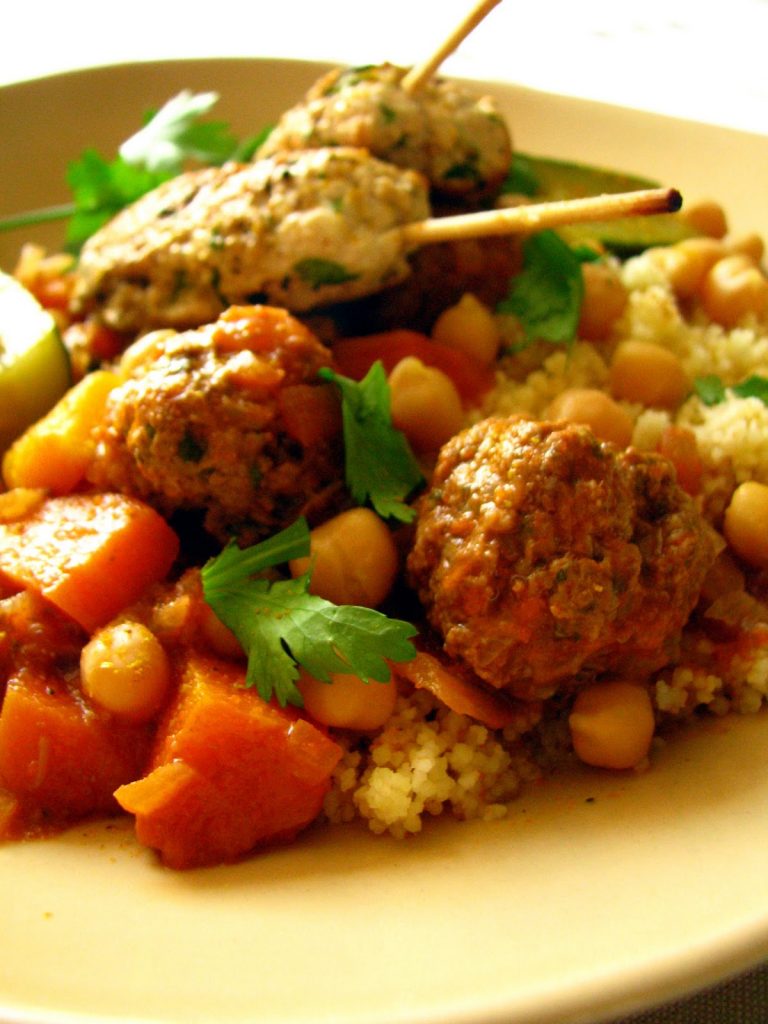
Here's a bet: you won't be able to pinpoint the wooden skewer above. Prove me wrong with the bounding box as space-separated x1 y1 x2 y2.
400 0 504 94
400 187 683 247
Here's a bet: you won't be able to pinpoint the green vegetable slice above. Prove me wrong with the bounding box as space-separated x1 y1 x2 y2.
0 271 71 453
503 153 696 256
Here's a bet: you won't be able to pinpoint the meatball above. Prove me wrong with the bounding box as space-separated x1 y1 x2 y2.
420 76 513 197
86 305 345 545
73 148 430 333
259 64 512 198
259 65 431 179
407 417 717 701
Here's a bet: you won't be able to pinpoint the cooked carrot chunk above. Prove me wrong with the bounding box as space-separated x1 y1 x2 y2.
2 369 120 494
0 492 179 632
0 669 152 832
115 654 342 869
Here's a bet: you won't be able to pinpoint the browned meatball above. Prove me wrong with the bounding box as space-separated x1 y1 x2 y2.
407 417 717 701
87 305 344 545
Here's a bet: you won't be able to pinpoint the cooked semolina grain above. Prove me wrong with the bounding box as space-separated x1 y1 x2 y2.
679 394 768 485
324 689 540 837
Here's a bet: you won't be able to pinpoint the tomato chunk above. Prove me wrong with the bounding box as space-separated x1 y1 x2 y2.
331 329 495 405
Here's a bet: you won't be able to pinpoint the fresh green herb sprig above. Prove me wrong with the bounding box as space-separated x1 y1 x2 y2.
496 229 588 350
1 91 270 251
201 517 417 708
695 374 768 407
320 361 424 523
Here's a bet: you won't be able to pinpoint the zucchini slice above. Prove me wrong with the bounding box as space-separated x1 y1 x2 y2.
0 270 72 453
505 154 697 255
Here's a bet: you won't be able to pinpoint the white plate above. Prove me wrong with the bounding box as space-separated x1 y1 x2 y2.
1 58 768 1024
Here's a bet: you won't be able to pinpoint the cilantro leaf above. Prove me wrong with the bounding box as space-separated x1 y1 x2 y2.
65 149 173 251
319 362 424 522
496 229 584 349
734 376 768 404
201 518 417 707
695 373 768 407
119 90 237 173
293 258 360 289
2 90 269 247
694 375 727 406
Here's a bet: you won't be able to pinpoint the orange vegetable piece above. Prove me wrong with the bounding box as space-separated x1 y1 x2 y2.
0 670 153 832
115 654 342 869
656 424 703 496
277 382 342 447
331 329 496 406
0 492 179 632
394 648 526 730
2 369 120 493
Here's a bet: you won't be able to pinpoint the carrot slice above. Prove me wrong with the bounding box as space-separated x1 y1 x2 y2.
331 329 495 405
115 654 342 869
0 492 179 632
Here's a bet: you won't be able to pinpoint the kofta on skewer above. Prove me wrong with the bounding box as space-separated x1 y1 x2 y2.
257 0 509 198
73 144 680 335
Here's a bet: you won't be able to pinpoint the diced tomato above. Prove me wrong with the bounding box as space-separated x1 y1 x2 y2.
331 329 495 405
657 425 703 496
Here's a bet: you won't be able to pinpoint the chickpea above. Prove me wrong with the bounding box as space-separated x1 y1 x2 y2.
569 680 655 771
545 387 633 447
297 670 397 731
700 254 768 328
681 199 728 239
388 356 465 453
577 260 629 341
289 507 399 608
726 232 765 265
656 237 724 300
609 340 690 410
723 481 768 569
81 621 171 722
431 292 502 366
200 603 244 659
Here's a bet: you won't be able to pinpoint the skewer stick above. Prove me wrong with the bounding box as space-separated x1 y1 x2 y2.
400 187 683 247
400 0 504 94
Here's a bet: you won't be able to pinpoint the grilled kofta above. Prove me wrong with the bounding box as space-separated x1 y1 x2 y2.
407 417 718 701
258 63 512 198
86 304 345 545
73 147 430 334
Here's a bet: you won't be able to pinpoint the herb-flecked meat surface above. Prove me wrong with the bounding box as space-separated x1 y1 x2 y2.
259 64 512 198
73 148 430 333
407 417 718 700
86 305 344 545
